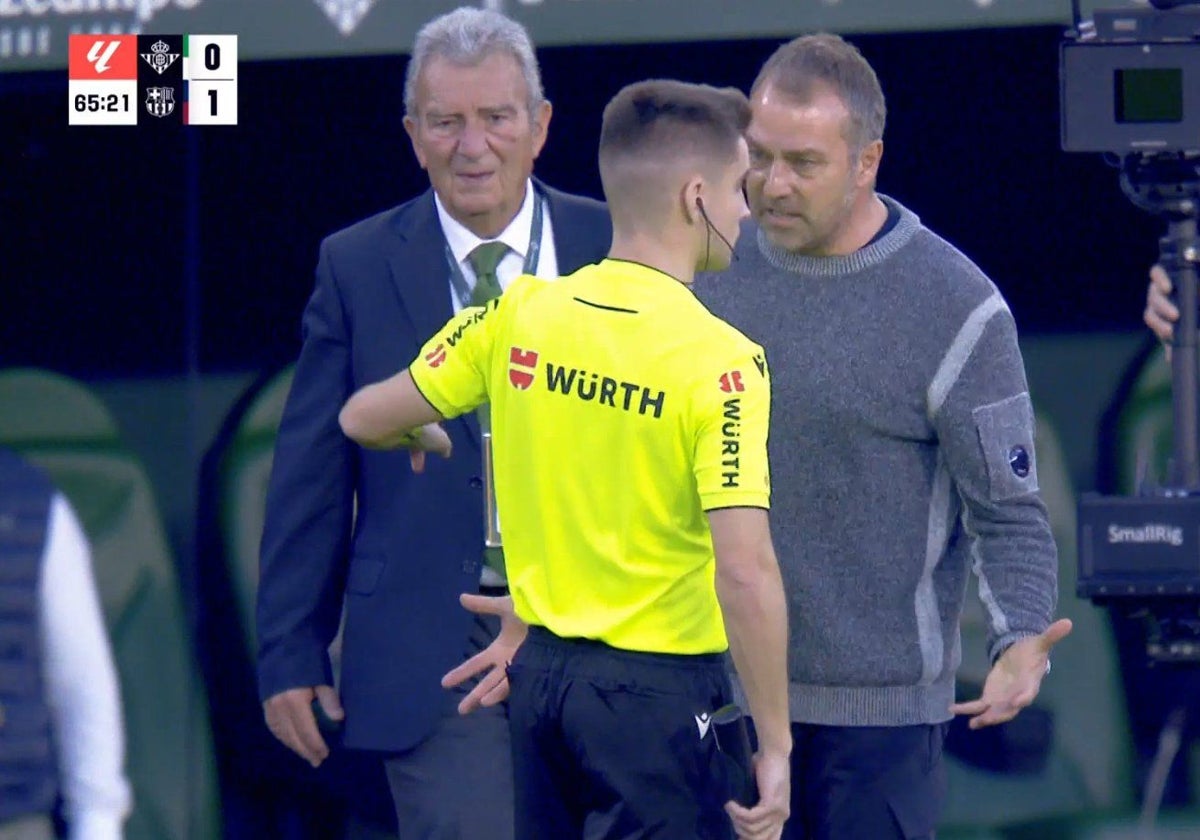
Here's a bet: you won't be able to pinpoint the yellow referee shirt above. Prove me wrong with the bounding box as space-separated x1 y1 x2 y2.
410 259 770 655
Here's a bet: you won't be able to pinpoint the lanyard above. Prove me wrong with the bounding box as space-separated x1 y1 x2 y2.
445 192 545 310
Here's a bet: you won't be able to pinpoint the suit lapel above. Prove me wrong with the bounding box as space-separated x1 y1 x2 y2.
538 179 610 274
540 182 585 275
386 191 453 344
385 190 482 449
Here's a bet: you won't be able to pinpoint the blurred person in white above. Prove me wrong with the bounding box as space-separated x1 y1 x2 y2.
0 446 131 840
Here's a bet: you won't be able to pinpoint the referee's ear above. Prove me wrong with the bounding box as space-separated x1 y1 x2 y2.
681 177 705 227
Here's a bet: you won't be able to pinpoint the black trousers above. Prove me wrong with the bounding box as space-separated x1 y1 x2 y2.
783 721 949 840
507 627 736 840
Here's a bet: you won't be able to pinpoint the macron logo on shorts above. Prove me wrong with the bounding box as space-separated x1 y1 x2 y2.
694 712 712 740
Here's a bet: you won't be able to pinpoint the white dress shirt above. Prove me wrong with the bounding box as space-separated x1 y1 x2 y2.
433 180 559 586
39 494 132 840
434 179 560 313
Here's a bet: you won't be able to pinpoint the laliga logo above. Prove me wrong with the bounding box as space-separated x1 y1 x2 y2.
508 347 538 390
86 40 121 73
313 0 379 35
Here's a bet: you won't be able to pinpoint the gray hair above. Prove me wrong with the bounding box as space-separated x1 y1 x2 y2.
404 7 546 118
752 33 886 155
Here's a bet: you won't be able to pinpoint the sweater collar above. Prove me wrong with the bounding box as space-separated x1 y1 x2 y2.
756 194 922 277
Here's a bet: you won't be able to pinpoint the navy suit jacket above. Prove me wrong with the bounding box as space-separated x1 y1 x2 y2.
257 182 611 751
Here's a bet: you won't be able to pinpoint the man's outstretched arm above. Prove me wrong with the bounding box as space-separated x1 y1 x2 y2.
340 369 452 461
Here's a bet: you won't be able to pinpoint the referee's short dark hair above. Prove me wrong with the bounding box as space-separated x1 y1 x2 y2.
599 80 750 175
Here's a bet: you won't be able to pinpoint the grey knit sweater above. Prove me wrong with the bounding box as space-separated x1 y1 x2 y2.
694 196 1057 726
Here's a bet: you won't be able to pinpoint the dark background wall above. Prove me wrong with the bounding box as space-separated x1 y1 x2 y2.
2 25 1164 380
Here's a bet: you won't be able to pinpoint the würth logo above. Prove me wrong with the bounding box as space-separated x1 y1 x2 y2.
425 343 447 368
718 371 744 393
509 347 538 389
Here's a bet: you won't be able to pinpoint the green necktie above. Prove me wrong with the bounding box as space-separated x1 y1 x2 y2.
468 240 508 312
468 241 509 580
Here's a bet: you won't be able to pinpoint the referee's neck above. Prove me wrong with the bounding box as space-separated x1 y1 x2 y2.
608 235 695 287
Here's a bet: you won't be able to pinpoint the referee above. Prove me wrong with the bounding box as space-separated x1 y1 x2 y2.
340 79 791 840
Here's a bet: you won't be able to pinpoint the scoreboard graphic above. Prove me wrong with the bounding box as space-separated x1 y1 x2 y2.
68 34 237 126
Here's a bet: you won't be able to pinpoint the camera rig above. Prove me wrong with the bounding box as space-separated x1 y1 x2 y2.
1062 1 1200 661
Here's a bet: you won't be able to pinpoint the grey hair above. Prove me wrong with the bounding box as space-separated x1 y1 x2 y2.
752 33 886 155
404 7 546 118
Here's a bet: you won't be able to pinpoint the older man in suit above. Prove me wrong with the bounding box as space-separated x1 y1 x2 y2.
255 7 611 838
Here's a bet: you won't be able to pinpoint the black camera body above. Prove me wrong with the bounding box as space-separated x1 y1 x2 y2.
1060 4 1200 153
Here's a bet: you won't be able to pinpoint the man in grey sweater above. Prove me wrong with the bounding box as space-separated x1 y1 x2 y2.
695 34 1073 839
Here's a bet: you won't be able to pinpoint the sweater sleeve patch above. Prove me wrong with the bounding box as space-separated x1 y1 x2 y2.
972 391 1039 502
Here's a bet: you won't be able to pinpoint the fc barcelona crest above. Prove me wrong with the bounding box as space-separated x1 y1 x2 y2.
145 86 175 118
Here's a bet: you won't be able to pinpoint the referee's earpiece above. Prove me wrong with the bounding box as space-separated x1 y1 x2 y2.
695 194 739 262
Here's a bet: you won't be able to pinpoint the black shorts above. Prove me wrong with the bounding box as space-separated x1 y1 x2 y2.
507 626 737 840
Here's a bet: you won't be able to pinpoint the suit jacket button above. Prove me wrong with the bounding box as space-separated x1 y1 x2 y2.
468 476 483 488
